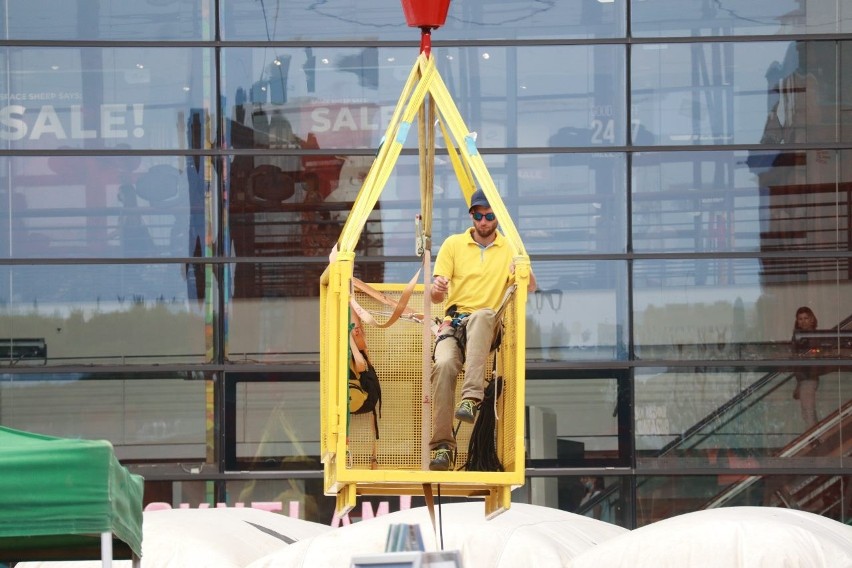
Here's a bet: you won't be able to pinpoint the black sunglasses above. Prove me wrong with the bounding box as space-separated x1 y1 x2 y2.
472 212 496 222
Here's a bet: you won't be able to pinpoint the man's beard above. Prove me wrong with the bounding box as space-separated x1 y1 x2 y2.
474 223 497 240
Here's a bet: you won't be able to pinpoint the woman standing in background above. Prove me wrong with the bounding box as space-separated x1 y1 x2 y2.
791 306 820 427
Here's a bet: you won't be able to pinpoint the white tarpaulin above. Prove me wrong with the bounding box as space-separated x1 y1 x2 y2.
247 502 628 568
568 507 852 568
18 507 332 568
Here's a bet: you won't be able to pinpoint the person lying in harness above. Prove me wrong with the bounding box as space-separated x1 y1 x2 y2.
428 188 536 471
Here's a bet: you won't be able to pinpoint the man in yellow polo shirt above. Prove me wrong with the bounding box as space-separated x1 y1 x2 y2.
428 188 532 471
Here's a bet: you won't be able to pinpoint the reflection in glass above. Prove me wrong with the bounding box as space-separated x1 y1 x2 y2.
844 45 852 143
633 258 850 360
0 47 214 150
0 156 213 259
571 475 624 525
222 46 421 152
0 0 214 40
221 0 626 41
513 45 626 147
632 0 852 37
225 151 440 304
221 45 625 151
635 366 851 468
527 261 626 361
0 373 209 460
226 269 323 362
756 42 839 145
637 474 852 527
523 474 626 526
632 150 847 255
230 379 332 522
750 144 848 275
227 258 389 364
527 377 622 461
235 380 320 464
633 151 758 253
0 264 213 365
631 41 840 146
225 478 336 523
486 153 626 255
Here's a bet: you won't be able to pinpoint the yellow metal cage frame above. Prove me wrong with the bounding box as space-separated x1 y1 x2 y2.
320 52 531 518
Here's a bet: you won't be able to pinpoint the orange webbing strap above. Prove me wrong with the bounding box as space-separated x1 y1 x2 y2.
349 308 368 373
350 267 423 328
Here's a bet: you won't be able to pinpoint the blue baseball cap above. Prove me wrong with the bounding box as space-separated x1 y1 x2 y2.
468 189 490 211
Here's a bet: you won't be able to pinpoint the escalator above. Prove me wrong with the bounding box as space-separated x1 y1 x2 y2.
651 313 852 522
658 312 852 457
703 399 852 515
574 315 852 526
575 392 852 525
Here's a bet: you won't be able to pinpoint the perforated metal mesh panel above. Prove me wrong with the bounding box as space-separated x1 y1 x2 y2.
345 284 517 472
347 285 425 469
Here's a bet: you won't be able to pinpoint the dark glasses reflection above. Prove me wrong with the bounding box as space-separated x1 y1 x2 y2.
472 212 496 222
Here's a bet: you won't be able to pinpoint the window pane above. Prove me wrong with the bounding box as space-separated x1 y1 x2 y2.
227 266 323 362
751 147 847 258
521 474 628 526
635 367 851 469
516 45 626 148
0 0 213 40
222 45 625 150
632 150 847 254
631 41 840 146
0 264 213 365
234 379 320 467
227 259 388 363
0 373 210 460
227 149 380 261
0 47 215 151
637 474 852 527
221 0 626 41
528 261 627 362
388 153 626 255
494 153 627 255
527 376 626 464
0 156 214 259
843 44 852 143
633 258 850 360
632 0 852 37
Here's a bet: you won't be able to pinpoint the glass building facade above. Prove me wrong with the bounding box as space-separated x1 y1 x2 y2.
0 0 850 528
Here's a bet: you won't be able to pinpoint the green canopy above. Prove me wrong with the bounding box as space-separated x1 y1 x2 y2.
0 426 143 562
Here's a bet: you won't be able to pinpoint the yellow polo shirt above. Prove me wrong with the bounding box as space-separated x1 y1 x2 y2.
433 229 512 314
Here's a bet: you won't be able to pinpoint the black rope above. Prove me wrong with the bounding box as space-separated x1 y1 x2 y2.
462 377 504 472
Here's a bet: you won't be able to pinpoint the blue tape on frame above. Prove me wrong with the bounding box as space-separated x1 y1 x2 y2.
464 135 479 156
396 122 411 144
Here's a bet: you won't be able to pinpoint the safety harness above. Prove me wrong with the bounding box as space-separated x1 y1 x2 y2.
432 283 517 363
